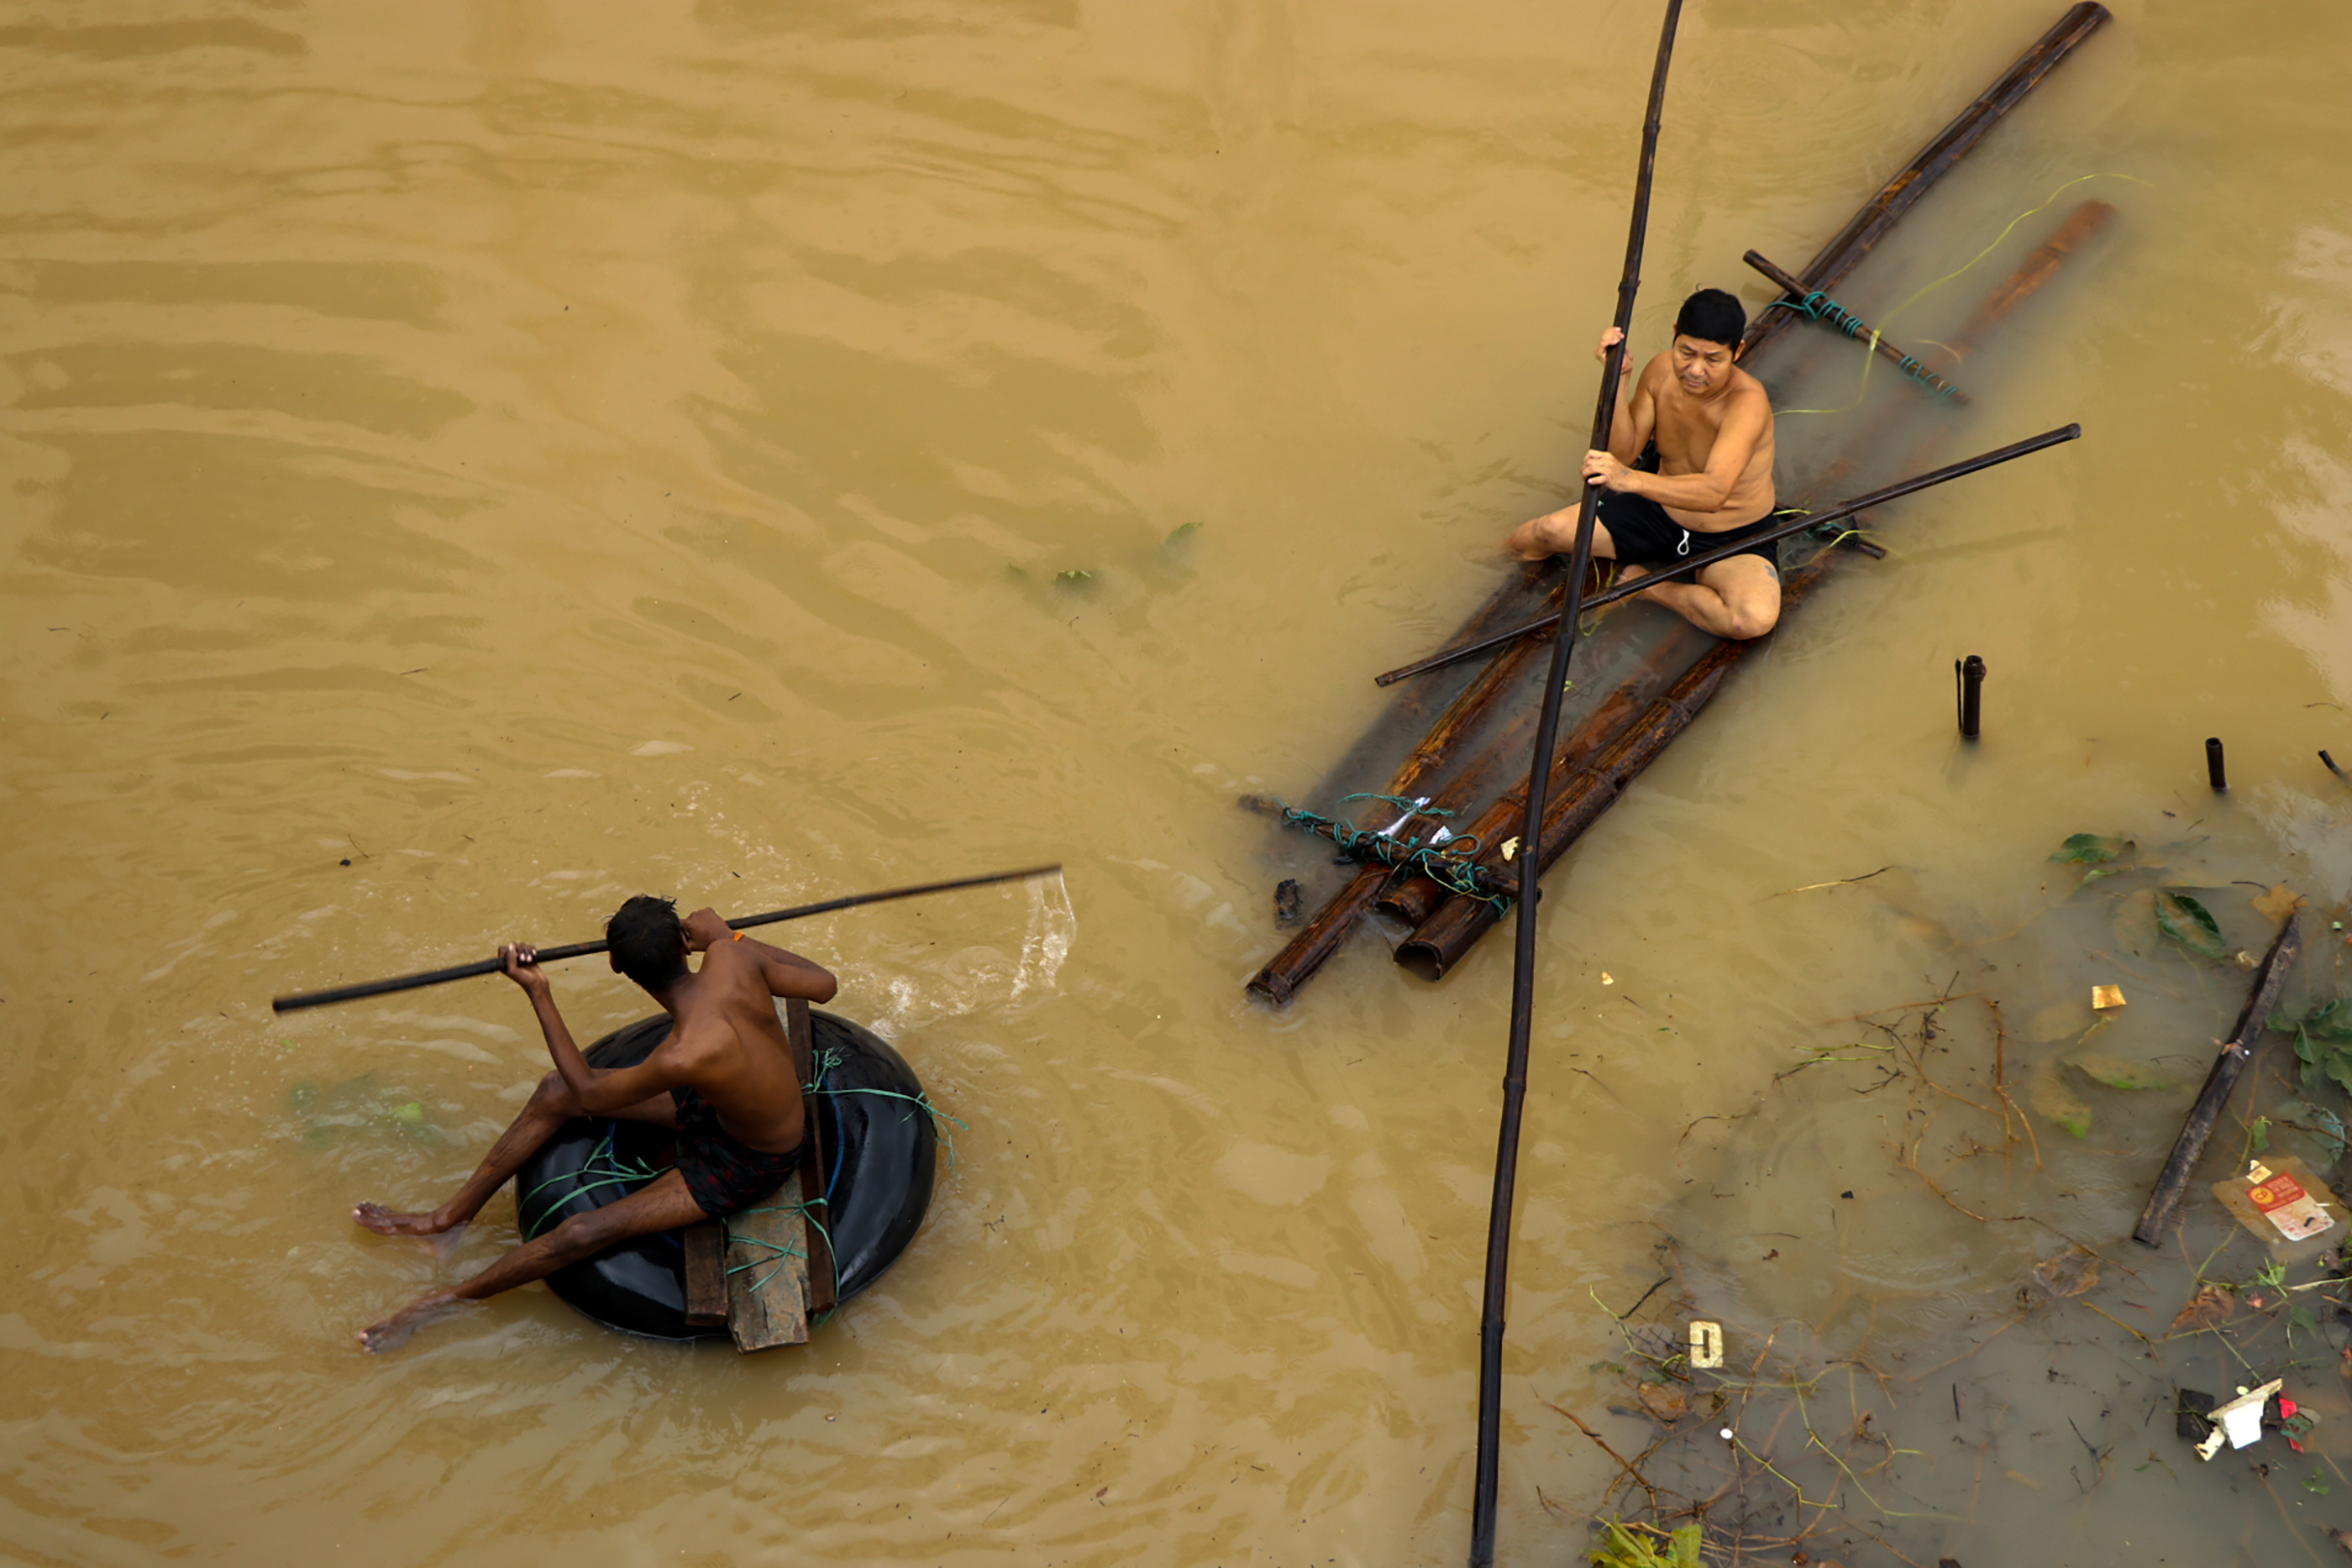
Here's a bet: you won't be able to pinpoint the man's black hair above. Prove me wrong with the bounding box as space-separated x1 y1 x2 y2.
607 894 689 991
1673 287 1746 351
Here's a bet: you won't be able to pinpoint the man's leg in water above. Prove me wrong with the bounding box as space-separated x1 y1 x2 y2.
353 1072 679 1239
359 1167 711 1352
1618 553 1781 640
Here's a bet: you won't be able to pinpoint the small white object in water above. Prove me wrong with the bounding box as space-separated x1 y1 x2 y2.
1600 972 1614 985
1719 1428 1735 1442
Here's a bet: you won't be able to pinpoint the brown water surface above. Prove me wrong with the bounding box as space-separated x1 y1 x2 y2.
6 3 2351 1563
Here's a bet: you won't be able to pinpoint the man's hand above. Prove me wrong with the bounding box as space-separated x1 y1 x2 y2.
1593 326 1625 364
680 906 731 953
499 942 549 994
1582 448 1633 492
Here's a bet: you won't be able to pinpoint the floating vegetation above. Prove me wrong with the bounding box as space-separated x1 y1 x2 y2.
288 1072 449 1148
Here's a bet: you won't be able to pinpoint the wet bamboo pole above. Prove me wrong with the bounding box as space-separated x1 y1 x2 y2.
1247 609 1557 1005
1377 633 1698 927
1738 3 2111 364
1372 426 2079 690
2131 913 2303 1246
1399 208 2105 980
1741 249 1968 403
1471 3 1682 1561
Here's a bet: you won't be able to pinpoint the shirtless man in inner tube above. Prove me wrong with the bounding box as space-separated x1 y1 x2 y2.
353 896 837 1352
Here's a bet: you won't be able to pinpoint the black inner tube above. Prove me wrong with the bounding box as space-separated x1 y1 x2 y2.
513 1007 937 1341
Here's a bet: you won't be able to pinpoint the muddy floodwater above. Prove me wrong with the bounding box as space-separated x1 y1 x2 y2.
7 2 2352 1563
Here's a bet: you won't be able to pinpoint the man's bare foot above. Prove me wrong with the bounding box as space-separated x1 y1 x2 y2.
352 1201 456 1237
358 1289 465 1354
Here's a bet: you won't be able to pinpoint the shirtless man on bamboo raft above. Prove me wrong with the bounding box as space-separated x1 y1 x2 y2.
1504 287 1784 640
352 896 837 1352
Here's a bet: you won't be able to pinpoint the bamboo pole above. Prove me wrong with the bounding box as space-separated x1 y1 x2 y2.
2130 914 2303 1246
1399 204 2106 980
1247 619 1556 1005
1377 632 1697 927
1741 249 1968 403
1471 3 1683 1561
1738 3 2111 364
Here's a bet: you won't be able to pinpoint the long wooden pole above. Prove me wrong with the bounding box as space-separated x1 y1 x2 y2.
2130 913 2303 1246
1373 426 2078 689
270 864 1063 1013
1470 6 1682 1563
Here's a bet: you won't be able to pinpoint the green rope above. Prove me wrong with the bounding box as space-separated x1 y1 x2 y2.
1272 794 1509 909
516 1127 659 1240
1766 290 1960 401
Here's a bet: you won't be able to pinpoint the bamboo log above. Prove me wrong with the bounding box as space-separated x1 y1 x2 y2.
1741 249 1968 403
1399 204 2106 981
1247 588 1560 1005
2130 913 2303 1247
1740 3 2111 364
1378 633 1696 927
1473 0 1683 1557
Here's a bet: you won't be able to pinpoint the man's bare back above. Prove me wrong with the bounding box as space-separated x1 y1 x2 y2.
1504 289 1785 640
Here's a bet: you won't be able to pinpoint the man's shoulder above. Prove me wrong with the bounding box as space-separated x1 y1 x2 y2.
1729 364 1773 413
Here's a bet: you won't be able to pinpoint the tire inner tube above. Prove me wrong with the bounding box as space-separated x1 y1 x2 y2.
512 1006 937 1341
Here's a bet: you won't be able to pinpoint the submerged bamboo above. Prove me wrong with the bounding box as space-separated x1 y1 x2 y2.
1739 3 2111 364
1247 616 1556 1005
1471 3 1682 1562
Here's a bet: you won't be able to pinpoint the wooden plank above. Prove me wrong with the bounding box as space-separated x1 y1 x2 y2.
784 997 837 1314
682 1220 727 1328
725 1167 811 1350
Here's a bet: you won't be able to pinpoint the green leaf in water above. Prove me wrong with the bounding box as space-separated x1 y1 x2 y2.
2247 1114 2271 1155
2078 867 2118 886
2029 1058 2093 1139
2049 832 2126 865
391 1101 424 1125
1054 568 1094 582
2288 1302 2318 1341
2295 1100 2349 1163
2154 889 2225 959
1164 520 1202 547
2069 1051 2180 1092
2302 1465 2329 1497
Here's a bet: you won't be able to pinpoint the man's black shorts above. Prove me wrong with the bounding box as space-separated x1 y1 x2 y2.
1597 487 1787 570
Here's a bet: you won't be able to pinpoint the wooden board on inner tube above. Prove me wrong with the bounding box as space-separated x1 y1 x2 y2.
725 1168 811 1350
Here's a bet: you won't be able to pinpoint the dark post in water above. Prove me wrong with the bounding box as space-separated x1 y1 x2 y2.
2206 737 2227 792
1956 656 1986 739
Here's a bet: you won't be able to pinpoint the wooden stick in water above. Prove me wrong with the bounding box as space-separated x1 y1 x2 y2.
270 863 1063 1013
2130 913 2303 1247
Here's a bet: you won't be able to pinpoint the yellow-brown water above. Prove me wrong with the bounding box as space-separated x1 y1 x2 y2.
6 2 2350 1562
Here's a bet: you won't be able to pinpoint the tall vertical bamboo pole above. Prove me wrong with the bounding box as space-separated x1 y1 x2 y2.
1469 5 1682 1563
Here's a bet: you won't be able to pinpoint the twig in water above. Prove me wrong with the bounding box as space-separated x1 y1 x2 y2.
1769 865 1897 898
1539 1400 1662 1512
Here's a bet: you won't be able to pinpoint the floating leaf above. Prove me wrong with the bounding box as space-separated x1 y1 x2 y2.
2170 1283 2233 1334
2050 832 2126 865
2029 1059 2093 1139
2079 867 2118 885
1054 568 1094 582
2302 1466 2330 1497
391 1100 424 1125
2030 1245 2100 1298
2155 889 2225 960
1163 521 1202 546
2251 884 2305 922
2289 1303 2319 1341
1635 1382 1689 1421
2296 1101 2349 1163
2248 1115 2271 1154
2068 1051 2180 1092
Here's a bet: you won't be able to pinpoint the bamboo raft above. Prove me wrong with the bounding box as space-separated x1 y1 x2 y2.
1245 3 2115 1007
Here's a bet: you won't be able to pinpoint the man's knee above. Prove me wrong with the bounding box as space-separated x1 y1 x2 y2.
529 1072 584 1117
543 1209 619 1261
1723 597 1781 640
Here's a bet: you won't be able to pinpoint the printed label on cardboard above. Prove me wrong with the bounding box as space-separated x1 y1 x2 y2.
2247 1172 2338 1241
